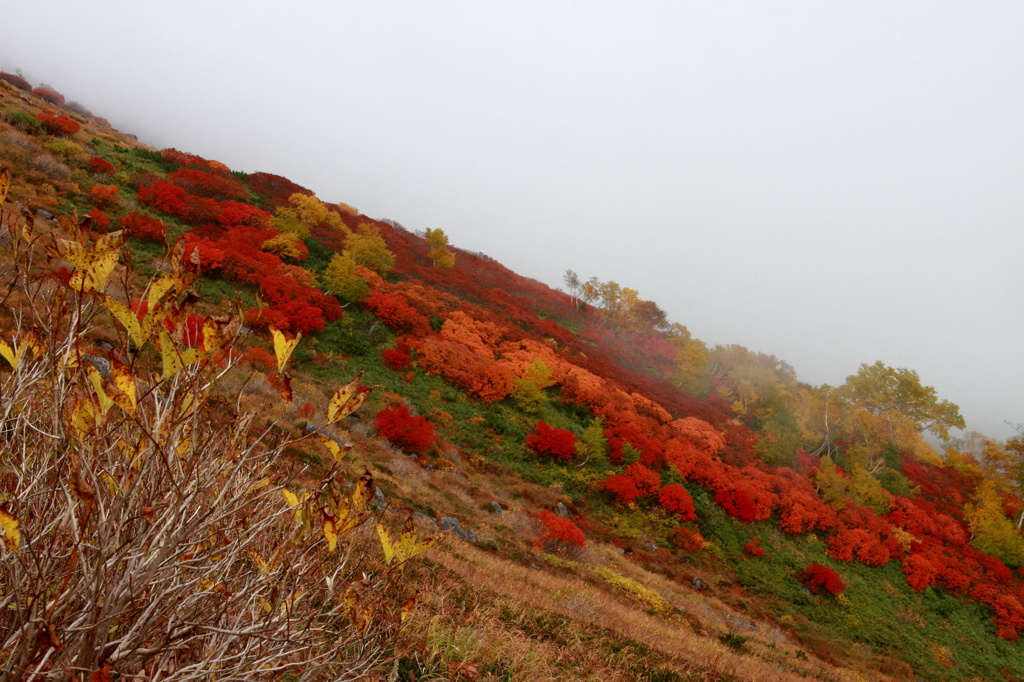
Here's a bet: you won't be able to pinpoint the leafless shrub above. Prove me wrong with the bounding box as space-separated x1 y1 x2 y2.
27 152 70 179
0 210 415 680
0 131 42 153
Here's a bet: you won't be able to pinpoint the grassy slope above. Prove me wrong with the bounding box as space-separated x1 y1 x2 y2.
1 78 1021 681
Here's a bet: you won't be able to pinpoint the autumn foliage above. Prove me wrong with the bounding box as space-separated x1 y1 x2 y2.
797 563 846 595
658 484 697 521
526 421 578 462
536 510 586 550
87 156 115 175
374 404 435 454
35 110 80 136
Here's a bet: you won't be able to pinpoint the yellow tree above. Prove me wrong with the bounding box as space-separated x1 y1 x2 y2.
273 193 348 239
981 427 1024 527
667 323 709 396
322 253 370 302
964 480 1024 565
344 223 396 275
261 232 307 262
424 227 455 269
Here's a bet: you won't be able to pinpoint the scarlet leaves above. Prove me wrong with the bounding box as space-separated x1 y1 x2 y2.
382 340 413 371
526 421 578 462
374 404 435 455
797 563 846 595
119 212 166 242
36 110 79 136
658 484 697 521
536 510 585 550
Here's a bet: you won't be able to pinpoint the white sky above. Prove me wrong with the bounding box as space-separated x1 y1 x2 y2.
3 1 1022 439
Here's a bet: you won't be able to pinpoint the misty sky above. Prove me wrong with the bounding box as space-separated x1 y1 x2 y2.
3 2 1022 439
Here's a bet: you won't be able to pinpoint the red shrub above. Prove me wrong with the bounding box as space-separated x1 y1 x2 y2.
671 527 709 552
536 510 586 550
744 538 766 558
714 484 760 523
374 404 435 454
119 212 167 242
526 421 578 462
90 184 120 209
658 484 697 521
85 209 111 231
166 167 249 202
242 346 276 371
624 462 661 497
362 292 431 336
992 595 1024 641
161 148 211 170
797 563 846 595
901 552 937 592
32 85 65 106
0 72 32 91
35 110 79 136
604 474 641 505
827 526 891 567
382 340 412 371
247 171 314 206
218 200 271 228
87 157 115 175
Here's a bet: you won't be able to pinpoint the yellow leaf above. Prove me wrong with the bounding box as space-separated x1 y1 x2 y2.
0 166 10 207
100 472 119 496
270 327 301 373
318 433 352 462
67 232 125 292
350 469 375 514
282 489 303 524
0 334 33 370
0 339 16 369
376 523 397 564
158 330 182 381
322 514 339 552
147 272 180 311
246 477 271 494
109 355 136 414
201 319 222 354
327 373 370 424
400 595 417 623
282 488 298 508
0 504 19 553
248 550 268 574
86 365 114 416
103 296 145 347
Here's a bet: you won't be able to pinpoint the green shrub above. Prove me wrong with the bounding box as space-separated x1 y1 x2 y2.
5 110 43 135
43 138 84 159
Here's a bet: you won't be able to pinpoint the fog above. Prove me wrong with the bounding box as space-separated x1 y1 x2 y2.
3 1 1022 438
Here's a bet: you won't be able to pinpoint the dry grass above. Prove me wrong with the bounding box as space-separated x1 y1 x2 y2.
404 537 866 682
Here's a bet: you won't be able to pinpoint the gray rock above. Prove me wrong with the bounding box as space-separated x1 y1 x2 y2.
692 578 703 590
487 501 505 515
413 512 437 527
85 355 111 379
643 541 659 553
440 516 477 542
35 209 54 220
555 502 570 517
373 487 386 507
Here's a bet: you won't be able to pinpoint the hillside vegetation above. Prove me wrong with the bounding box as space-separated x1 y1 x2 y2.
2 73 1024 681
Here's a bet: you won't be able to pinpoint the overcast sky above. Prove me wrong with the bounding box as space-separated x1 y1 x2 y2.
3 1 1022 439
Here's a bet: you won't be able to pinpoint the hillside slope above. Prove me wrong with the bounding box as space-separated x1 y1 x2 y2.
2 74 1024 681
